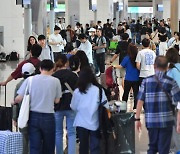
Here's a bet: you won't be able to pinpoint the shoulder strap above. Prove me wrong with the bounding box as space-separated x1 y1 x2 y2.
99 87 103 104
154 75 171 100
64 82 73 95
154 75 175 114
152 32 158 40
174 66 180 72
48 45 52 51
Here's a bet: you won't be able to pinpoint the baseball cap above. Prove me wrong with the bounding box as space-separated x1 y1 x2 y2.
22 63 35 75
88 28 96 32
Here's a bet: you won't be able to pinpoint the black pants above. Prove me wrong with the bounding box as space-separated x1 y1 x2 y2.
95 52 105 73
53 52 61 62
77 127 100 154
122 80 139 109
147 127 173 154
139 77 145 87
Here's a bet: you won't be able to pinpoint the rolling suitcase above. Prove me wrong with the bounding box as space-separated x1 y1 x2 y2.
0 130 23 154
0 86 12 131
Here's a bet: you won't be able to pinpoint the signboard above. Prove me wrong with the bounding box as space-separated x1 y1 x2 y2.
128 7 153 14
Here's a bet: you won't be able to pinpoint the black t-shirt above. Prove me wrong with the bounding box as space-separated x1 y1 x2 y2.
158 33 167 42
52 69 78 111
115 41 130 64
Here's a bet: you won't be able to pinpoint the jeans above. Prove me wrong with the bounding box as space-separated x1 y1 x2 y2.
131 32 136 44
93 52 100 74
95 52 105 73
28 111 55 154
147 127 173 154
19 127 29 154
77 127 100 154
55 110 76 154
122 80 139 109
136 32 141 44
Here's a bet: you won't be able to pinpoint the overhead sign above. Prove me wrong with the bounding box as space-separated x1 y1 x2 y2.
128 7 153 14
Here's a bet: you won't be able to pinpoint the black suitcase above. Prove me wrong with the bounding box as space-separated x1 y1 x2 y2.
0 86 12 131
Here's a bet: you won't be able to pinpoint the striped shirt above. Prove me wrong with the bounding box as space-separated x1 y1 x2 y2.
137 70 180 128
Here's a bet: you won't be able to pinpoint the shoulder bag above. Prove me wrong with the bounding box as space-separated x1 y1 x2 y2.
18 77 33 129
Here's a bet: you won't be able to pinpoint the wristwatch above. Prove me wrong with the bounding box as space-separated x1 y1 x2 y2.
134 118 140 121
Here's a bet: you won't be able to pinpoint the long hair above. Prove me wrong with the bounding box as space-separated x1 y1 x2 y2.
127 43 138 68
54 54 67 71
75 50 90 70
166 48 179 69
27 36 37 51
76 66 100 94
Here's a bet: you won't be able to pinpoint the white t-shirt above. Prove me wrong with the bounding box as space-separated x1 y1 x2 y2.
49 33 66 52
136 48 156 78
70 85 109 131
78 40 93 64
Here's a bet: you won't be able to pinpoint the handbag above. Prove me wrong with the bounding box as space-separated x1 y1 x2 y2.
18 77 33 129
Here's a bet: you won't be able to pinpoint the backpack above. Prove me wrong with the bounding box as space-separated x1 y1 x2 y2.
105 66 114 88
105 66 120 100
8 51 19 61
98 87 113 136
0 52 7 62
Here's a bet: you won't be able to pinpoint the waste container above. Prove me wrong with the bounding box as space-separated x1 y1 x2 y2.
112 112 135 154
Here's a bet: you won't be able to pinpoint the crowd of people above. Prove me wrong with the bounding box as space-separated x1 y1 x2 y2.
0 17 180 154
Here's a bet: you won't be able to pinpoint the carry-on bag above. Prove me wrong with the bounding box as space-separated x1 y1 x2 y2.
0 86 12 131
0 130 23 154
112 112 135 154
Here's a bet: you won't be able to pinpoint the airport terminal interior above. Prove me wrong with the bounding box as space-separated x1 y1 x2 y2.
0 0 180 154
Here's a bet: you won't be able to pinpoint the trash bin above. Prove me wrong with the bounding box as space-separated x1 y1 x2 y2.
111 112 135 154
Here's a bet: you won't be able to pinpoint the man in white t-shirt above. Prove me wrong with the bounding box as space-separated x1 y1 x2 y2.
49 25 66 61
136 38 156 85
78 33 93 65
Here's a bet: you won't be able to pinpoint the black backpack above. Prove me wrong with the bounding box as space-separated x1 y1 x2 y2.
98 87 113 136
8 51 19 61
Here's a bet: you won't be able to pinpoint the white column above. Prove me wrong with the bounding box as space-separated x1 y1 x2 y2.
171 0 179 34
37 0 47 35
79 0 94 26
49 0 55 34
163 0 170 20
96 0 113 24
24 5 32 55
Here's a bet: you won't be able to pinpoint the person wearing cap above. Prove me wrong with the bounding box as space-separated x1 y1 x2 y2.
38 35 54 62
49 25 66 61
12 62 36 154
88 28 99 75
78 33 93 66
0 44 42 86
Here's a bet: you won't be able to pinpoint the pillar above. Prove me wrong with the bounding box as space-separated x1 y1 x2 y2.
24 4 32 54
49 0 55 34
31 0 47 35
171 0 179 34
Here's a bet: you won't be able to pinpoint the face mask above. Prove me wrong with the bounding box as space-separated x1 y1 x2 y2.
89 32 92 36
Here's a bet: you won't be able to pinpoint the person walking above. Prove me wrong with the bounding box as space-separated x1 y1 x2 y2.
136 38 156 85
136 56 180 154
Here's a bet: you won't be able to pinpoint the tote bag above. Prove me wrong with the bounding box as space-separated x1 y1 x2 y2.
18 77 33 129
